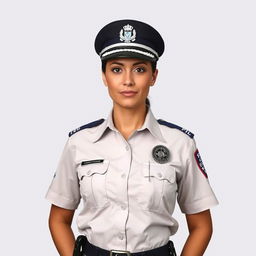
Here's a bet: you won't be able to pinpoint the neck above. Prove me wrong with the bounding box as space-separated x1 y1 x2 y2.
112 104 148 134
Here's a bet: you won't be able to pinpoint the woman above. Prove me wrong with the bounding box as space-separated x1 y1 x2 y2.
45 19 219 256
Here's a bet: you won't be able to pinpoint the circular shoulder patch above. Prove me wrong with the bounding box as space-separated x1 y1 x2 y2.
152 145 170 164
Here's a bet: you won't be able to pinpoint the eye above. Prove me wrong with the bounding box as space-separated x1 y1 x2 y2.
134 67 146 73
111 67 122 73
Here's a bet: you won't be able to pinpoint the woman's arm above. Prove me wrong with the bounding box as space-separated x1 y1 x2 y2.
48 204 76 256
180 209 213 256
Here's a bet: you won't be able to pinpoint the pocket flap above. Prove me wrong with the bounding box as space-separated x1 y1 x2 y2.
143 163 176 183
79 159 109 178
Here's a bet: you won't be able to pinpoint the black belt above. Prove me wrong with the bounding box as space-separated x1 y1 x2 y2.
73 235 177 256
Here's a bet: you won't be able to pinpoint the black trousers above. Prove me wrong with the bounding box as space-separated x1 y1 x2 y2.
73 235 177 256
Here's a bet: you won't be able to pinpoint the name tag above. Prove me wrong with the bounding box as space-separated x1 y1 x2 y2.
81 159 104 166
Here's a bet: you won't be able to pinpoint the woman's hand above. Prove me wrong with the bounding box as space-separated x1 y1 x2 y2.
180 209 213 256
48 204 76 256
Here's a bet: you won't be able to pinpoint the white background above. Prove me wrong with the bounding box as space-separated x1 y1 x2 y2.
1 0 255 255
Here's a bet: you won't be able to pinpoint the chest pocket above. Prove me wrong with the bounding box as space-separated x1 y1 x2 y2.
78 159 110 208
138 162 177 213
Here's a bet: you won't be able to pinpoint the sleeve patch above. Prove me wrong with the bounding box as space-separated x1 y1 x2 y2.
194 149 208 178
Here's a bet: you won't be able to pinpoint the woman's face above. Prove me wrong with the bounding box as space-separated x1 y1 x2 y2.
102 58 158 110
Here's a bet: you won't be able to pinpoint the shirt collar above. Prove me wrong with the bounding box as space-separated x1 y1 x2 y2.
91 106 166 143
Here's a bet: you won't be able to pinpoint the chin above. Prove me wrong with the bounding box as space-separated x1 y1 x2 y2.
115 100 144 110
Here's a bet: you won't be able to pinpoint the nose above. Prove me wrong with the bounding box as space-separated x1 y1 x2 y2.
123 70 135 86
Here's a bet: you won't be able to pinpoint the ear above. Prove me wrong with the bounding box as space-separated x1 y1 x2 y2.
150 69 158 87
102 72 108 87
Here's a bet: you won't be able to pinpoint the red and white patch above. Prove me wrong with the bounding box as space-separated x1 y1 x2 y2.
194 149 208 178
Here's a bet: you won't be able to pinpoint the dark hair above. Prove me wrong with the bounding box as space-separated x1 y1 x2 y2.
145 97 150 106
101 60 157 73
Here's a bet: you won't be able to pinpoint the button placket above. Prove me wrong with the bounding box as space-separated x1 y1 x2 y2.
115 135 131 248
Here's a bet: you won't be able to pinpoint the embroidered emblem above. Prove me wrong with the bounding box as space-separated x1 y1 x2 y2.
120 24 136 43
194 149 208 178
152 145 170 164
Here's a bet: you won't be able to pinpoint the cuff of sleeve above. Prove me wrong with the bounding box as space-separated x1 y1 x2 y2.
45 189 80 210
180 195 219 214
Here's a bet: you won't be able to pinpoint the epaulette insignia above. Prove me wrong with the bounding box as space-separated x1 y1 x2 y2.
69 118 105 137
157 119 194 139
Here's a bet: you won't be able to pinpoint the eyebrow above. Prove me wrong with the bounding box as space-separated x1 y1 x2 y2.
109 61 148 66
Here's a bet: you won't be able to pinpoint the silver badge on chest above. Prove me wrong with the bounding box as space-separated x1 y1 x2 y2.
152 145 170 164
120 24 136 43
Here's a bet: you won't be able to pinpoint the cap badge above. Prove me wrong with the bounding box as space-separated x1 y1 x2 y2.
120 24 136 43
152 145 170 164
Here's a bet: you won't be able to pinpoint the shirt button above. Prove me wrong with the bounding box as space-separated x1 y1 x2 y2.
121 173 126 179
170 178 175 183
87 170 91 175
118 233 124 240
121 204 126 210
157 172 162 178
125 145 129 151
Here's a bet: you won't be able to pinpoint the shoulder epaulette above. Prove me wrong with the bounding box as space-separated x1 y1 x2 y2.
157 119 194 139
69 118 105 137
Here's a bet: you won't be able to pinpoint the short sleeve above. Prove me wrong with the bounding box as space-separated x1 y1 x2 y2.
45 138 81 210
177 138 219 214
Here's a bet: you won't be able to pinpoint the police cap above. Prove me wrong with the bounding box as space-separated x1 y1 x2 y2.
94 19 165 62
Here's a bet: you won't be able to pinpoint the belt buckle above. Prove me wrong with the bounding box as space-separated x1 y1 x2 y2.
110 249 131 256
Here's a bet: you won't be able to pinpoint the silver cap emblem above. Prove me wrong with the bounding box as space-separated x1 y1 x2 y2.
120 24 136 43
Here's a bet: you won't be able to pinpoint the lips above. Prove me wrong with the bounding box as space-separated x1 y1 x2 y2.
120 91 138 97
